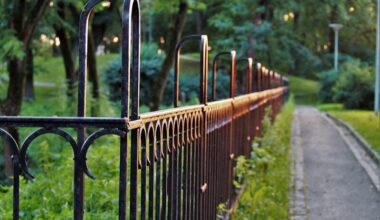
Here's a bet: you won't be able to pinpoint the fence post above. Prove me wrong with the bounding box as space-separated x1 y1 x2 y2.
212 51 237 101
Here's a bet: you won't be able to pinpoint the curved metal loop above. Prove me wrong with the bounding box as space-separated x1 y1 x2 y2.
122 0 141 119
19 128 78 179
236 58 253 95
137 127 147 169
212 51 236 100
79 128 126 179
0 128 19 157
78 0 105 117
154 122 163 160
146 123 155 165
174 35 209 107
159 120 167 158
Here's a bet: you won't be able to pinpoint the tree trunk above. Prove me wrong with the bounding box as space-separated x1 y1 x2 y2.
0 0 49 179
24 48 35 100
149 1 189 111
194 11 203 34
88 30 100 116
56 27 76 97
55 1 76 97
1 58 26 176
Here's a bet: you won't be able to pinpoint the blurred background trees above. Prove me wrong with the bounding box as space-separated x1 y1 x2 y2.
1 0 376 112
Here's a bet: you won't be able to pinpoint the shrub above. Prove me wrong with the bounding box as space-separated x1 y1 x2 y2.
102 43 164 106
332 60 374 109
233 98 295 219
318 69 338 103
102 43 232 107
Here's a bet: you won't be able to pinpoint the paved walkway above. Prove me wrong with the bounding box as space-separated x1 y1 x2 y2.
292 106 380 220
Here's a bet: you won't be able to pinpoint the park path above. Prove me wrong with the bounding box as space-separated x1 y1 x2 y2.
291 106 380 220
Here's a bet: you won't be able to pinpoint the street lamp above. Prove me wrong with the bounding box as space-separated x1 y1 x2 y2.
375 0 380 115
329 23 343 72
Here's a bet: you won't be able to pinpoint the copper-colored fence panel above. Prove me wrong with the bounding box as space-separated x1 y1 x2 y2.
0 0 289 219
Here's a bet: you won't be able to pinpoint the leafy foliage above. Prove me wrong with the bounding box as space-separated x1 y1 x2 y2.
0 30 25 60
318 69 338 103
102 43 231 106
332 60 375 109
233 98 295 219
102 43 165 106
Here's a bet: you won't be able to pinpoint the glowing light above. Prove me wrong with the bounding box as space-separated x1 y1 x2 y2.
113 36 119 43
40 34 48 42
55 37 60 46
349 6 355 12
49 1 54 7
323 44 329 50
283 14 289 22
102 1 111 8
289 12 295 18
160 36 165 44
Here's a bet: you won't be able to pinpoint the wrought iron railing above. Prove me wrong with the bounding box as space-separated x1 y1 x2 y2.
0 0 288 219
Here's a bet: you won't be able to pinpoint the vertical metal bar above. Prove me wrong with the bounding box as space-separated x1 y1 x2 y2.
190 116 196 220
247 57 253 94
257 63 262 92
174 35 208 107
141 131 147 220
168 123 174 220
172 122 178 219
148 130 155 220
123 1 141 220
76 1 102 218
155 127 161 220
13 157 19 220
183 119 189 220
161 125 168 220
212 51 236 101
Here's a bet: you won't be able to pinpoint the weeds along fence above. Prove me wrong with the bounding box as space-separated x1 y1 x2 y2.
0 0 288 219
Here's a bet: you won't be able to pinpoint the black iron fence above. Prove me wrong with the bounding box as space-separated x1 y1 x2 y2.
0 0 288 219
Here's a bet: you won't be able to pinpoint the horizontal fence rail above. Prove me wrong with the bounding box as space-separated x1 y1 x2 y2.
0 0 289 219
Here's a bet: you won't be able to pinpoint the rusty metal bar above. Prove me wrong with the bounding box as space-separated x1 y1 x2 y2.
212 51 237 100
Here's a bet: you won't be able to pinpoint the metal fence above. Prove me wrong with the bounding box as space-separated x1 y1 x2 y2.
0 0 288 219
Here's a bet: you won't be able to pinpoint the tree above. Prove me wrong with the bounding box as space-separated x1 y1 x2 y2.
149 0 189 111
0 0 50 176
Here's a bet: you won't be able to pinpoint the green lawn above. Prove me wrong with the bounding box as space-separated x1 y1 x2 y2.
287 75 319 105
318 104 380 154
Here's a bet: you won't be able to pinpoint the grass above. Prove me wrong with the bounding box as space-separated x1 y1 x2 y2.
232 98 295 219
318 103 380 154
287 75 319 105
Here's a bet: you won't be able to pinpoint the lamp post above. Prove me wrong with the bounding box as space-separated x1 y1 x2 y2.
375 0 380 115
329 23 343 72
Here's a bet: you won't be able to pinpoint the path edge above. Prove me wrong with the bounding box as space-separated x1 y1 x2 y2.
290 110 309 220
326 113 380 165
324 113 380 192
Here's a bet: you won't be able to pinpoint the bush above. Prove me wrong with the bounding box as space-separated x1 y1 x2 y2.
102 43 232 107
332 60 375 109
318 69 338 103
233 98 295 219
102 43 164 106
